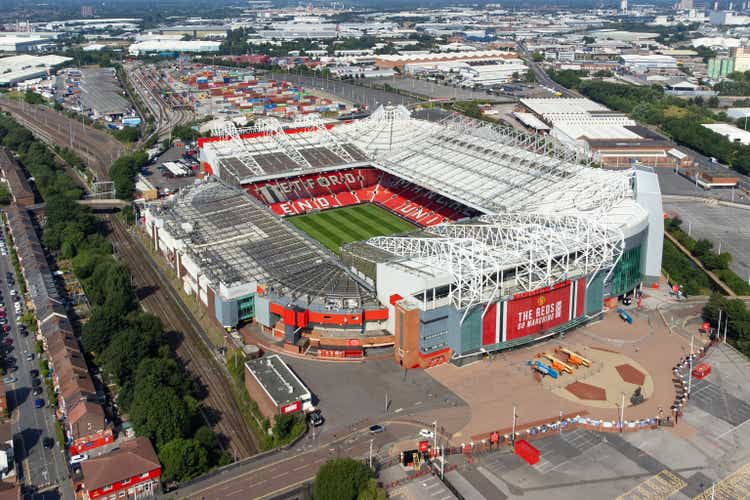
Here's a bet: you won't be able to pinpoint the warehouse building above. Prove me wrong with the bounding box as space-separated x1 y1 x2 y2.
521 98 680 166
0 54 71 86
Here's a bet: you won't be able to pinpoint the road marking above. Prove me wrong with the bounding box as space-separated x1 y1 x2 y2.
292 464 307 471
228 489 244 496
716 417 750 439
276 471 289 478
256 476 314 500
394 408 403 413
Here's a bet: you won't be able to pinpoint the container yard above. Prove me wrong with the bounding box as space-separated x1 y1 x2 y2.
143 62 351 120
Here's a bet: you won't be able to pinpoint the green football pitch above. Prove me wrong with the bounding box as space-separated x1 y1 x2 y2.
287 204 416 254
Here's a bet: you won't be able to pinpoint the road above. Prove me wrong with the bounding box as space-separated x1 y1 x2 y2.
172 420 442 499
0 222 69 495
105 216 259 458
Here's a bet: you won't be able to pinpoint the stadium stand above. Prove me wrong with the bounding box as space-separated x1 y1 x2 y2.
246 167 478 227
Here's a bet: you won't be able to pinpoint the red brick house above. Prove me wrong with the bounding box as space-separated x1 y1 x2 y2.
73 437 161 500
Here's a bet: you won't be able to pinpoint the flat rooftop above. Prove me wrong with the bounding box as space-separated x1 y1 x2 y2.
245 354 310 408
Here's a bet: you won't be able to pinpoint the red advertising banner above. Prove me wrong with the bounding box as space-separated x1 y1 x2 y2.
419 440 430 452
280 400 301 414
506 283 571 341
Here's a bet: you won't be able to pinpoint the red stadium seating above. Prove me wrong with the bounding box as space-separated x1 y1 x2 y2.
246 167 478 227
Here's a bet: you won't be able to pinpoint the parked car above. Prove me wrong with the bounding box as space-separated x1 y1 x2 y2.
32 387 43 396
3 326 11 333
30 369 39 377
25 352 33 361
369 424 385 434
43 438 54 449
2 338 11 345
69 454 88 464
2 376 16 384
308 410 324 427
31 378 41 387
34 399 44 409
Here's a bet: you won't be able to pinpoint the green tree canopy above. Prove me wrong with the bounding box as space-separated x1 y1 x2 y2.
159 438 209 483
313 458 375 500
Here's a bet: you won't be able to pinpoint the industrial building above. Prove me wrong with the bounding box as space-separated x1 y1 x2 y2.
702 123 750 146
0 33 57 53
619 54 678 72
0 54 71 86
376 50 518 70
521 98 683 167
127 40 221 56
244 355 312 419
143 106 663 368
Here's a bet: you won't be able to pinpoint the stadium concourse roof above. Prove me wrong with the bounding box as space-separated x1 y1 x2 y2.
152 179 376 308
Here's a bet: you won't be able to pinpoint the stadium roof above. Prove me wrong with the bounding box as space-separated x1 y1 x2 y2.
331 106 634 216
152 179 376 308
202 106 647 313
346 212 624 313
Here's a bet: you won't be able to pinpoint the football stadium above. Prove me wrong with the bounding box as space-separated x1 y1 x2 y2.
143 105 663 368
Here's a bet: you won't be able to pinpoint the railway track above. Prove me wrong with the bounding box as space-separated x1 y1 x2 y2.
125 64 195 146
0 96 124 180
106 215 259 458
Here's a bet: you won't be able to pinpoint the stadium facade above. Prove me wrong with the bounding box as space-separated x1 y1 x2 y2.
143 106 663 367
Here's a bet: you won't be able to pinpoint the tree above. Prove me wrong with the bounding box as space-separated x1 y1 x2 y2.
531 51 545 62
0 184 10 205
357 478 386 500
129 385 193 447
273 413 299 441
313 458 374 500
159 438 209 483
23 90 45 105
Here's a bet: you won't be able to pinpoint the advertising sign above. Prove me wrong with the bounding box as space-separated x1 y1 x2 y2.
280 400 301 415
506 283 571 341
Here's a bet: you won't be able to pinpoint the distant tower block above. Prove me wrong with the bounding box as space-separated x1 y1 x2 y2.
620 0 628 11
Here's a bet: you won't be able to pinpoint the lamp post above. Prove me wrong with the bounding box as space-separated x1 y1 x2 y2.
511 404 518 446
688 335 695 397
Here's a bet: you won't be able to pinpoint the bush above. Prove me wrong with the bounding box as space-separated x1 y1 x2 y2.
313 458 376 500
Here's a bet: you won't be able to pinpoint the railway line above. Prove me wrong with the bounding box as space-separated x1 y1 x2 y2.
106 215 259 458
124 63 194 145
0 95 124 180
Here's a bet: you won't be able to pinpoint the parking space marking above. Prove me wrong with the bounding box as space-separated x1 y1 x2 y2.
616 470 687 500
693 463 750 500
